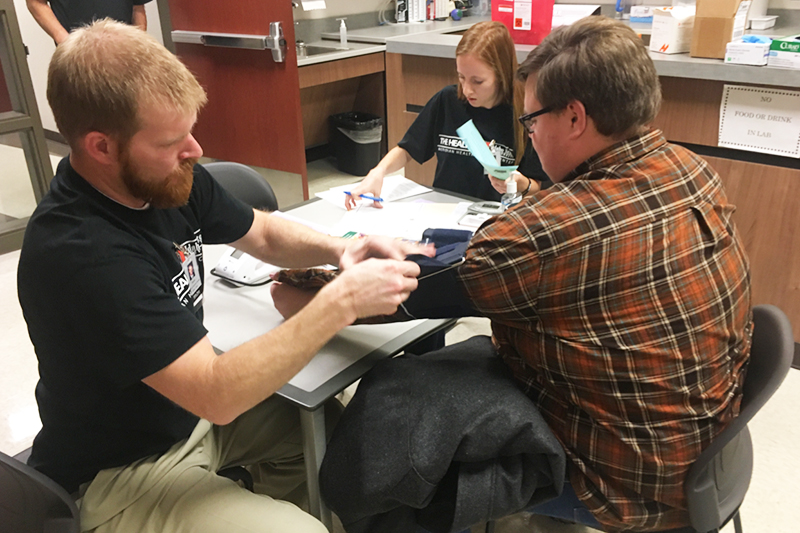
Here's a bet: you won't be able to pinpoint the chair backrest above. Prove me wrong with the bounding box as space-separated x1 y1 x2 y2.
0 450 80 533
203 161 279 212
685 304 794 532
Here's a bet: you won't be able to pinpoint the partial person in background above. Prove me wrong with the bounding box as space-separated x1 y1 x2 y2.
345 20 548 210
26 0 150 44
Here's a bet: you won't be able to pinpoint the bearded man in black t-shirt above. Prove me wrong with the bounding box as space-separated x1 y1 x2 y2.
18 20 432 533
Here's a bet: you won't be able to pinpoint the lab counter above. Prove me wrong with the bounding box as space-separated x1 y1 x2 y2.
320 15 489 44
311 8 800 89
297 40 385 67
384 11 800 89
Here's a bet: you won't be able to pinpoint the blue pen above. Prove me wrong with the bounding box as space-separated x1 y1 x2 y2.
344 191 384 202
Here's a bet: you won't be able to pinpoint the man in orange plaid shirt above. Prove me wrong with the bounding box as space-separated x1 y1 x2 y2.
454 16 752 531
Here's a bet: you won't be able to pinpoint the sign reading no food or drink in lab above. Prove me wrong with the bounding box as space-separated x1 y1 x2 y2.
718 84 800 158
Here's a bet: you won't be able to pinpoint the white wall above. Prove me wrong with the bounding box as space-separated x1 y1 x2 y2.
293 0 391 19
12 1 163 133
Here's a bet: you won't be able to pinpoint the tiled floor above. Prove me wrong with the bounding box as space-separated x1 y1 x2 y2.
1 154 798 533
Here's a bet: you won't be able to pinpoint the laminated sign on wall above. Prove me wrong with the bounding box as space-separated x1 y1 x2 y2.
718 84 800 158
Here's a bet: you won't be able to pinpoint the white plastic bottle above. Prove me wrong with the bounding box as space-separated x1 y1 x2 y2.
338 18 348 48
501 179 522 210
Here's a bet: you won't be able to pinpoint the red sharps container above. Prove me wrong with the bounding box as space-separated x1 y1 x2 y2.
492 0 554 45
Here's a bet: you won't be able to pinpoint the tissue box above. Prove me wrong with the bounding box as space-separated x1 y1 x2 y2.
725 40 770 65
768 34 800 69
650 7 695 54
690 0 751 59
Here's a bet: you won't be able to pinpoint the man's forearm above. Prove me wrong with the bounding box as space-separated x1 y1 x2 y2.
234 211 345 269
132 5 146 31
203 281 356 424
143 281 354 426
26 0 69 43
144 258 419 425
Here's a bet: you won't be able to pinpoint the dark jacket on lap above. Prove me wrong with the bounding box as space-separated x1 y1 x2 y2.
319 336 566 533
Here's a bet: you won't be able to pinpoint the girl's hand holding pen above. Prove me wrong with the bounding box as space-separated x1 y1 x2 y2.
345 192 384 203
345 169 385 210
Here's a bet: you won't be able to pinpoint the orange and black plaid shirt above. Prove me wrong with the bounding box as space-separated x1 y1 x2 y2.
457 130 752 531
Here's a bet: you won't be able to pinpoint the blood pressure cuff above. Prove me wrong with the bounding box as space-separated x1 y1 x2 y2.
402 228 481 319
421 228 473 265
274 228 481 321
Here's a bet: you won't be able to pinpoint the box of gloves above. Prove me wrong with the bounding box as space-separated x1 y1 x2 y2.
725 37 771 65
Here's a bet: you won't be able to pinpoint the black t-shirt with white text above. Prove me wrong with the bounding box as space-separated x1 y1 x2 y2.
18 158 254 493
398 85 548 201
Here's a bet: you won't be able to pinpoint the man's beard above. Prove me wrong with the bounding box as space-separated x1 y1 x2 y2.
120 151 198 209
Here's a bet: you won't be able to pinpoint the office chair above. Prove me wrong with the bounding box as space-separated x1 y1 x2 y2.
486 304 794 533
0 449 80 533
203 161 279 211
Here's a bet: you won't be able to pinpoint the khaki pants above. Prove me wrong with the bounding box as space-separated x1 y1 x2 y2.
78 396 330 533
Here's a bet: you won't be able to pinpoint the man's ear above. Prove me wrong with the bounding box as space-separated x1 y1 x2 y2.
564 100 589 140
80 131 120 166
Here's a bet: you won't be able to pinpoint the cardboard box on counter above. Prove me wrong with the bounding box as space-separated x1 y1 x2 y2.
690 0 751 59
768 34 800 69
725 39 770 65
650 6 695 54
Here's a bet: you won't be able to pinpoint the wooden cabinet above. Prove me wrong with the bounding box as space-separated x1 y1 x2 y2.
386 52 458 186
655 77 800 341
299 53 387 154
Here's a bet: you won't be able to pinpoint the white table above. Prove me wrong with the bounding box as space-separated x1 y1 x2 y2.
202 189 471 530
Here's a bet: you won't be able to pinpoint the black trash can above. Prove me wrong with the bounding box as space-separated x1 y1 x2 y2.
329 112 383 176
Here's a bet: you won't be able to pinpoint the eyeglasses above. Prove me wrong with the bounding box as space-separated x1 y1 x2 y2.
518 106 554 134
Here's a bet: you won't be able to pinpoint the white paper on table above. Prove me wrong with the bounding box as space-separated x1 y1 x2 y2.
457 212 493 229
315 174 431 209
330 202 471 240
456 120 518 180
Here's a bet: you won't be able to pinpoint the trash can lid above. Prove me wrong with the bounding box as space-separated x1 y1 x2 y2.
330 112 383 130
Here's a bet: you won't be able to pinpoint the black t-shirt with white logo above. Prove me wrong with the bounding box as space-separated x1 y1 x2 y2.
48 0 151 32
398 85 548 201
18 157 254 493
